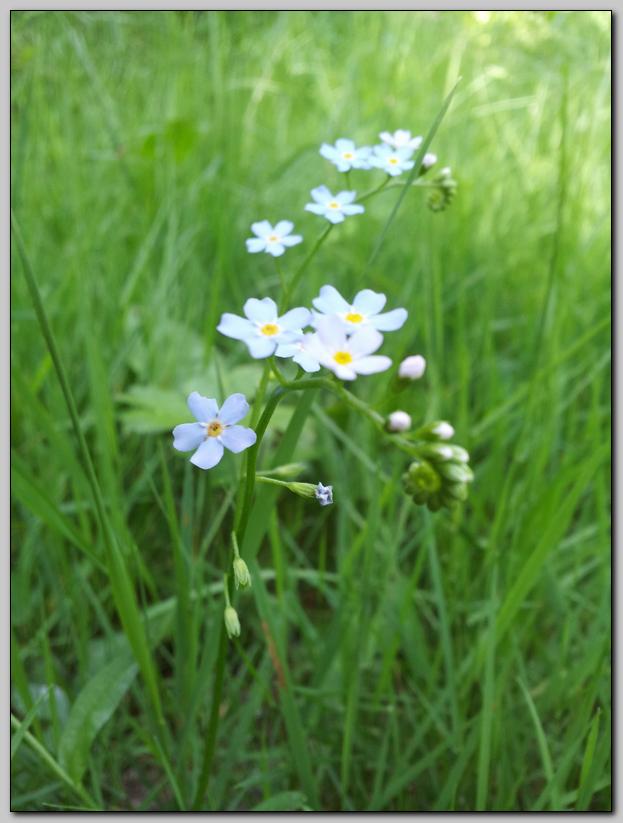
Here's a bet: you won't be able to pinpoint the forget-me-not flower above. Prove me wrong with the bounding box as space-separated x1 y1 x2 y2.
172 392 257 470
245 220 302 257
379 129 423 151
275 332 322 373
218 297 312 359
312 285 408 334
304 186 365 224
369 144 415 177
319 139 371 172
302 317 392 381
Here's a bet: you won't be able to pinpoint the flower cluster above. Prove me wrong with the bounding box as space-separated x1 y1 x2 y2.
320 129 439 179
218 285 407 380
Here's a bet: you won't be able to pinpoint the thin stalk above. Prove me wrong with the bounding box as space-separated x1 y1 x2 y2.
285 223 333 306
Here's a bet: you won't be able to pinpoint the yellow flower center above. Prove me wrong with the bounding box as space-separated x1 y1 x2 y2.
389 157 399 165
260 322 280 336
267 234 280 243
345 312 364 324
342 152 354 160
206 421 223 438
328 201 340 209
333 351 353 365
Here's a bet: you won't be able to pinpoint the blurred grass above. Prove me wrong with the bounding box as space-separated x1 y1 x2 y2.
11 10 611 811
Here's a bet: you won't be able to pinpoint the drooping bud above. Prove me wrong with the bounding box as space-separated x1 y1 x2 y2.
315 482 333 506
422 152 437 170
233 556 251 590
387 410 412 432
224 606 241 639
416 420 456 442
398 355 426 380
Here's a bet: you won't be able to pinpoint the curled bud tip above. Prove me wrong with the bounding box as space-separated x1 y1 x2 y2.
387 410 412 432
398 355 426 380
315 482 333 506
233 556 251 590
224 606 241 639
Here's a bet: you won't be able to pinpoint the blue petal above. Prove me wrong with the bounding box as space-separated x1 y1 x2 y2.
220 425 257 453
187 392 219 422
190 438 224 470
218 393 250 425
172 422 205 452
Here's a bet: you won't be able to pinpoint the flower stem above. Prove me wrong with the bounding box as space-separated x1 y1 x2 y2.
285 223 333 306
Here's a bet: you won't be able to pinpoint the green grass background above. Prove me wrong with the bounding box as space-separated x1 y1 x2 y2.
11 10 611 811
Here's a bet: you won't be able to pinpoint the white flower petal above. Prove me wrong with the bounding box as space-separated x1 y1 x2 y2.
335 138 355 151
217 313 255 341
379 131 393 144
172 422 206 452
369 307 408 332
243 297 278 323
333 363 357 380
251 220 273 238
279 307 312 330
353 289 387 315
266 243 286 256
246 336 277 358
280 234 303 247
246 237 266 253
274 220 294 236
275 342 300 358
187 392 219 422
342 204 364 216
320 143 338 161
348 327 384 358
315 315 348 350
353 355 392 375
220 425 257 453
310 185 332 204
305 203 326 216
218 393 250 425
325 210 345 224
190 438 224 469
293 350 321 372
312 284 350 315
336 190 357 205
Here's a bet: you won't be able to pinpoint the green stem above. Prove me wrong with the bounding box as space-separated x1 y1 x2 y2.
285 223 333 306
356 174 392 204
191 618 228 810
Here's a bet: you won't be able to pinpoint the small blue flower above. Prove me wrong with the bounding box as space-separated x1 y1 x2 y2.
172 392 257 470
369 144 415 177
245 220 302 257
217 297 312 359
304 186 365 224
379 129 423 151
312 285 408 335
315 483 333 506
319 139 371 172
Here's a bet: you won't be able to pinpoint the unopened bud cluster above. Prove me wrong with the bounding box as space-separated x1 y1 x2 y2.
403 426 473 512
427 167 457 213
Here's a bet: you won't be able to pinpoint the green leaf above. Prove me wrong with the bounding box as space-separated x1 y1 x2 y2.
58 654 138 783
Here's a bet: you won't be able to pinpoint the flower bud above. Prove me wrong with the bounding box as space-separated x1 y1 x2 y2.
224 606 241 639
233 556 251 590
315 482 333 506
422 152 437 170
398 355 426 380
403 434 474 512
431 421 454 440
387 410 412 432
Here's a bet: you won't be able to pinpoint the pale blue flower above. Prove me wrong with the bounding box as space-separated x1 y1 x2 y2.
245 220 302 257
312 285 408 335
369 144 415 177
275 332 322 373
302 317 392 381
172 392 256 470
379 129 423 151
319 139 371 172
218 297 312 359
315 483 333 506
304 186 365 224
